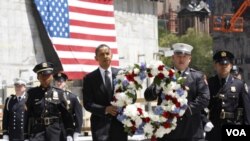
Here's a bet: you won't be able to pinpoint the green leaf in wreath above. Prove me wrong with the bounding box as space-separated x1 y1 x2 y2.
134 64 140 69
177 77 186 85
153 76 161 86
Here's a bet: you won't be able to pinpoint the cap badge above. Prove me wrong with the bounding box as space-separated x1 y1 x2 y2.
221 51 227 57
58 73 62 77
42 63 48 67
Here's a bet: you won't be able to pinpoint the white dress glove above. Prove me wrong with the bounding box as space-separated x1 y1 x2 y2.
204 121 214 132
24 140 29 141
3 135 9 140
67 136 73 141
73 132 80 140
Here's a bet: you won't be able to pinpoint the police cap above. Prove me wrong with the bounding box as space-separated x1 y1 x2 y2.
14 78 26 86
53 72 68 82
231 65 243 75
213 51 234 65
33 62 54 75
172 43 193 55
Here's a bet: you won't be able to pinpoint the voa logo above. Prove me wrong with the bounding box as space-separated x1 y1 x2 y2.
226 129 246 136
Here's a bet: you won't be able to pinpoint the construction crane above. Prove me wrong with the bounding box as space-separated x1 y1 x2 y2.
213 0 250 32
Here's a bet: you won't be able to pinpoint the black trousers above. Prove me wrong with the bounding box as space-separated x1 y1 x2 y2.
30 122 62 141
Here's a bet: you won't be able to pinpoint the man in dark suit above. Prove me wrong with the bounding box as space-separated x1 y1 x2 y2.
144 43 210 141
25 62 74 141
82 44 127 141
206 51 250 141
2 78 28 141
53 72 83 140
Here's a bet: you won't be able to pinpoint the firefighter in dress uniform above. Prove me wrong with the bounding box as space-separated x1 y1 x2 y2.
53 72 83 141
206 51 250 141
144 43 210 141
24 62 74 141
2 78 28 141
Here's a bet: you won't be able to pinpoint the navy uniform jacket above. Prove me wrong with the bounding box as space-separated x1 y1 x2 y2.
25 86 74 141
206 75 250 141
83 67 128 141
144 68 210 140
63 90 83 133
2 95 28 140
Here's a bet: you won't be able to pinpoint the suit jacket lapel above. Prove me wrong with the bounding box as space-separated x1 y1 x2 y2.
94 68 107 97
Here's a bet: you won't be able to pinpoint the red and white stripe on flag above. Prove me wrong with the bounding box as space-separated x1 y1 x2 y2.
34 0 119 80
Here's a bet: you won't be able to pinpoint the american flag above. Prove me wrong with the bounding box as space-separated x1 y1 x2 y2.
34 0 119 80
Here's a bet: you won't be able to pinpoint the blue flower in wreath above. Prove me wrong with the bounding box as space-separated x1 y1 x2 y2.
122 79 129 88
139 72 147 80
135 123 145 134
140 63 147 71
117 114 127 122
176 88 184 96
154 106 164 115
181 105 188 110
172 108 180 114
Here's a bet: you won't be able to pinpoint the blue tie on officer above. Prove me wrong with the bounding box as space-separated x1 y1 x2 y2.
2 78 27 141
53 72 83 141
24 62 74 141
206 51 250 141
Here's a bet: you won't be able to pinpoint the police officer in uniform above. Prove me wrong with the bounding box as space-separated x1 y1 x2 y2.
24 62 74 141
144 43 210 141
231 65 244 80
2 78 28 141
53 72 83 140
206 51 250 141
230 65 250 100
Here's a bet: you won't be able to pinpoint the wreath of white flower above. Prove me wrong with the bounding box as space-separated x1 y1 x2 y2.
111 61 189 140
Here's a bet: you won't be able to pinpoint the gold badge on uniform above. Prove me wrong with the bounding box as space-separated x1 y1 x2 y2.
221 51 227 57
53 91 59 100
42 63 48 67
231 86 236 92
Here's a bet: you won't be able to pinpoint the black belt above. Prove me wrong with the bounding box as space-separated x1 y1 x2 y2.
35 117 60 126
220 111 234 119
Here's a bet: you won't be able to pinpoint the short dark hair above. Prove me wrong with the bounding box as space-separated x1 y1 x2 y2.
95 44 111 55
